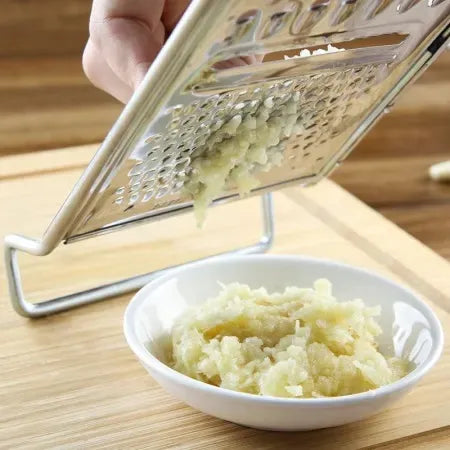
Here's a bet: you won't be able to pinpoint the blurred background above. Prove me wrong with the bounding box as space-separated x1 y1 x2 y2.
1 0 449 258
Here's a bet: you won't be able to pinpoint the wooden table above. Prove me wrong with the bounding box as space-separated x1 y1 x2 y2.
1 146 449 449
1 0 449 259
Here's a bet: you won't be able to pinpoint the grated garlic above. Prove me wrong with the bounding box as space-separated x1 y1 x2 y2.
170 279 411 398
184 45 345 226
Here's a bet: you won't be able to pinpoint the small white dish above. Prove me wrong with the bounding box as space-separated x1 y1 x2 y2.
124 255 443 431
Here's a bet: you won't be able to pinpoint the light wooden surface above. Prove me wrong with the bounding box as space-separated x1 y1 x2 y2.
1 0 449 262
0 146 449 449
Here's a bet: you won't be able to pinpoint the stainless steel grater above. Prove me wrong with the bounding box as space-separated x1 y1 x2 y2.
5 0 449 317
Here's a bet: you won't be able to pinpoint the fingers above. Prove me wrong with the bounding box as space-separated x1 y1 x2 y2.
83 0 260 104
90 0 165 34
83 38 133 103
86 0 166 101
90 17 165 91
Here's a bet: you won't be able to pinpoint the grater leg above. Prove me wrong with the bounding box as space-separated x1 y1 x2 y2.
4 193 274 318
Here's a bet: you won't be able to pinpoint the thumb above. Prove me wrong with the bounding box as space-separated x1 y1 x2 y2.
90 17 165 90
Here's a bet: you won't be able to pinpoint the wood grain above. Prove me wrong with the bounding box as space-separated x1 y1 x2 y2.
0 57 122 154
380 204 450 261
0 147 449 449
0 0 91 58
332 155 450 207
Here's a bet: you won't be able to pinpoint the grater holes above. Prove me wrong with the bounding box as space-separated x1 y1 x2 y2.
124 62 385 209
146 146 160 158
145 134 162 144
171 105 183 115
181 115 197 126
234 102 247 111
129 192 140 204
304 123 317 131
193 135 207 147
130 182 141 192
397 0 421 13
172 180 185 193
328 96 340 105
168 118 180 130
156 186 171 199
159 175 173 187
179 131 190 139
196 123 211 137
142 169 157 183
315 99 327 110
237 89 248 97
198 102 210 111
141 181 153 191
128 162 144 177
142 191 154 202
129 175 141 186
262 10 292 38
175 157 190 170
158 166 171 177
325 107 337 117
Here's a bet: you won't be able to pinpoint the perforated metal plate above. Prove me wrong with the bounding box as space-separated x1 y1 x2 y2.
56 0 449 242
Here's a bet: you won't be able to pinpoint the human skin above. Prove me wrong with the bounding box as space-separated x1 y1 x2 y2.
83 0 190 103
83 1 262 103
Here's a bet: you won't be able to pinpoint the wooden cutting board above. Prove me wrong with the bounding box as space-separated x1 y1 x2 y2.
0 145 449 449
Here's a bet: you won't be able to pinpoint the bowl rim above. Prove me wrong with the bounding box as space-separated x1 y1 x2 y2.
123 254 444 406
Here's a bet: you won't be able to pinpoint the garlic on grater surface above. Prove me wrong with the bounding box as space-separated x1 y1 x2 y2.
185 45 345 226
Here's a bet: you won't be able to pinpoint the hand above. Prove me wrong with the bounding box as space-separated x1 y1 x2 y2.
83 0 190 103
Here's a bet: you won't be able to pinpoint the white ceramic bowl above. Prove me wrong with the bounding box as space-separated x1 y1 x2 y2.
124 255 443 431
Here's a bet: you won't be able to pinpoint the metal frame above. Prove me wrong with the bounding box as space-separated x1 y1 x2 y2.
4 194 274 318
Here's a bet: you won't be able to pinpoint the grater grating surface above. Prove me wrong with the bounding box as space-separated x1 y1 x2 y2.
56 0 449 242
